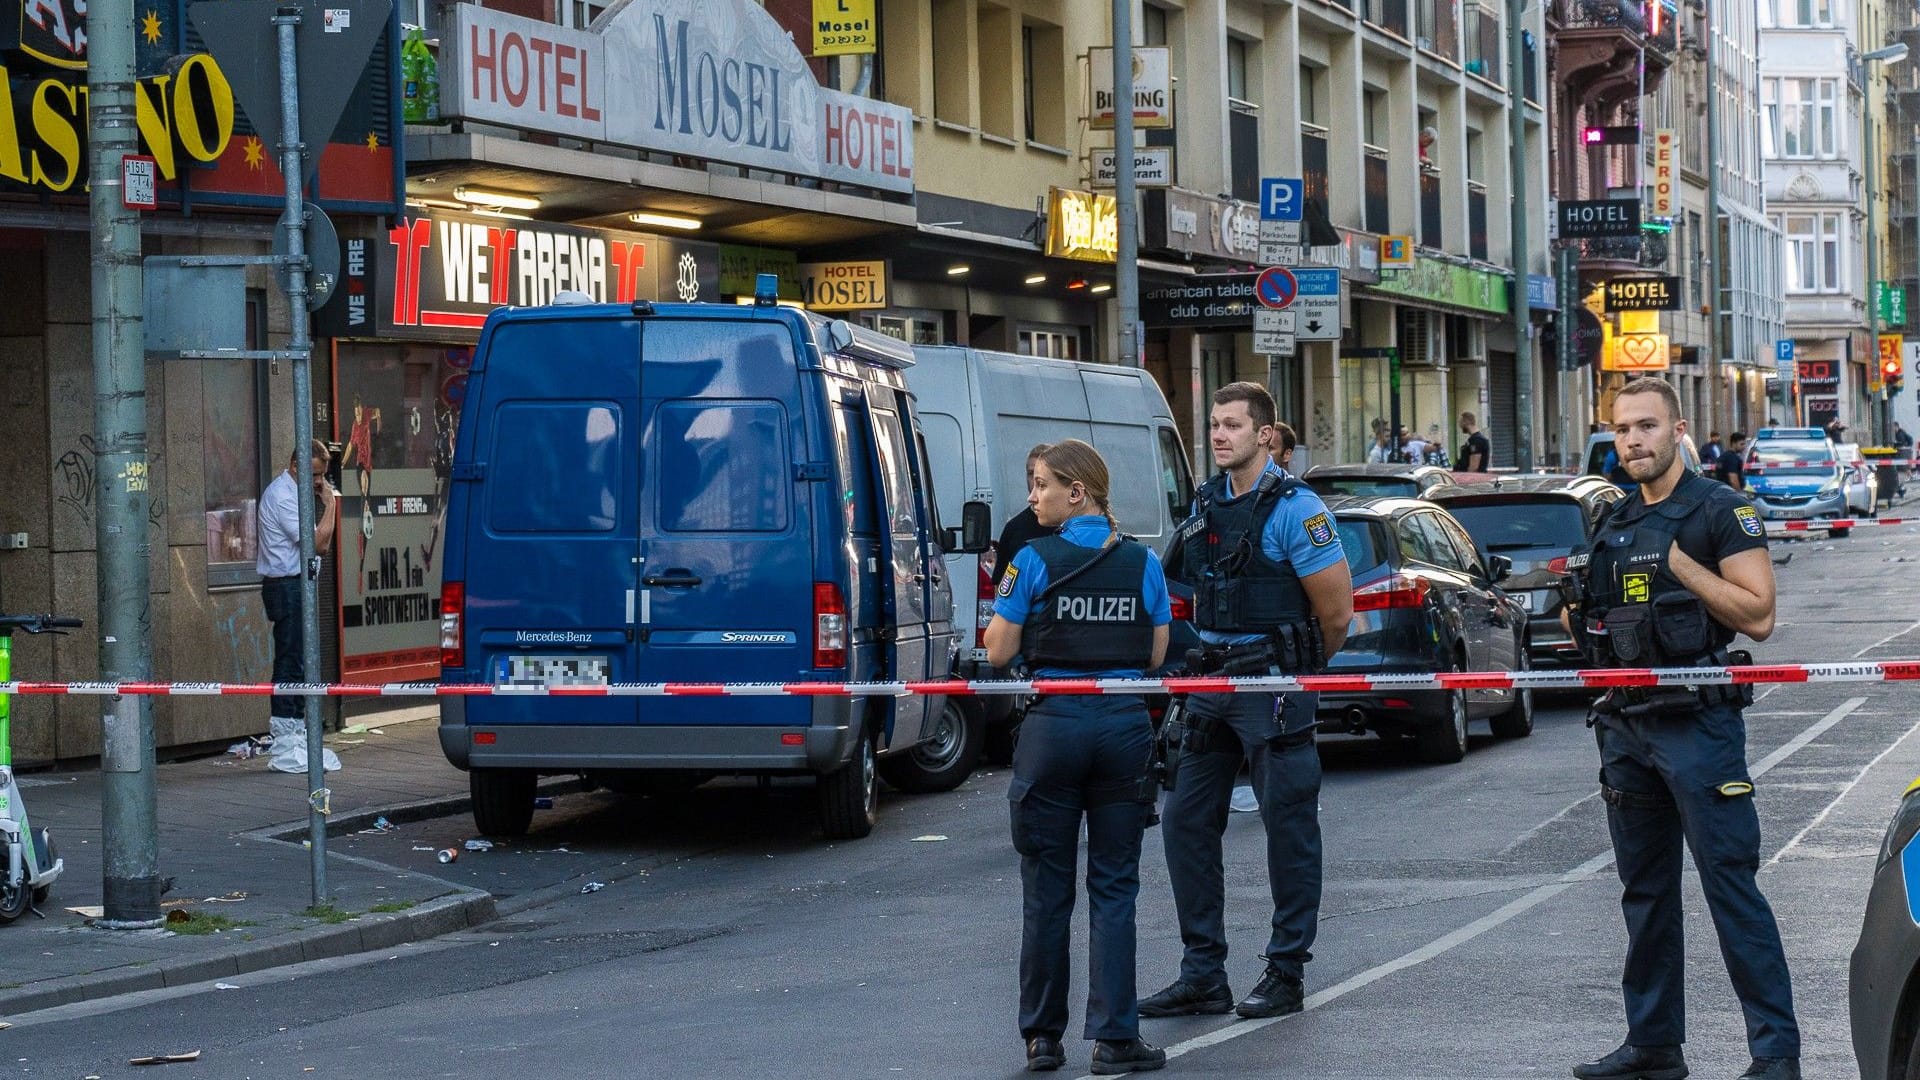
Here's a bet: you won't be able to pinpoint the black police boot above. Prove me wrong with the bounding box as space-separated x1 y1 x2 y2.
1136 979 1233 1017
1024 1036 1063 1072
1234 963 1304 1019
1570 1043 1689 1080
1737 1059 1799 1080
1089 1039 1167 1075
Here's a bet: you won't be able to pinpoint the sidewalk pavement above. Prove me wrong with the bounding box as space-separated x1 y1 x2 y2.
1 708 501 1018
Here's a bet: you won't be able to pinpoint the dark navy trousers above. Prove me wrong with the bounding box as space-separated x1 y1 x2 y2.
1008 695 1154 1042
1595 701 1800 1059
260 575 306 719
1161 691 1322 986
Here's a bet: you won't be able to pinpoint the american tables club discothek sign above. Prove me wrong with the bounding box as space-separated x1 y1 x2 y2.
314 209 722 341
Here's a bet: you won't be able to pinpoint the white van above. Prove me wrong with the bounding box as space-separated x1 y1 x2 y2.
904 346 1195 756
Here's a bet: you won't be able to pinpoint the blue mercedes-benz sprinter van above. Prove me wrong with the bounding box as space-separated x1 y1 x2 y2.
437 283 988 840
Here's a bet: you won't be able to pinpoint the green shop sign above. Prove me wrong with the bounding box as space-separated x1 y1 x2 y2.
1370 256 1511 316
719 245 802 299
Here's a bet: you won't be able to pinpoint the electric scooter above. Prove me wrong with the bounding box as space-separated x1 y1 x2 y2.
0 613 78 922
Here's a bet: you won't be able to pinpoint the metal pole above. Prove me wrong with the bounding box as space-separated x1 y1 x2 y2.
274 7 328 907
89 0 160 929
1703 0 1723 438
1867 95 1882 442
1557 243 1577 463
1112 0 1139 367
1507 0 1533 469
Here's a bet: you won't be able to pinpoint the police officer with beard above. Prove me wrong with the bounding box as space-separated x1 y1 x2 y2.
1141 381 1353 1022
1563 377 1799 1080
984 439 1172 1075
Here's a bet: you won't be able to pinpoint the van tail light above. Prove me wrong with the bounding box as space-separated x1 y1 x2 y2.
1169 592 1193 622
1351 572 1430 612
814 582 847 669
1546 556 1569 575
976 554 996 648
440 581 466 669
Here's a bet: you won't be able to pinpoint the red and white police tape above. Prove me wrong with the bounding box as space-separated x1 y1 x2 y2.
4 660 1920 698
1775 516 1915 531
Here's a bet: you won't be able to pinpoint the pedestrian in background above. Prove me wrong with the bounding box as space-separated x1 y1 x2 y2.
1399 425 1428 465
1366 427 1394 464
256 440 340 774
1269 421 1299 471
993 444 1054 588
1715 431 1749 493
1563 378 1799 1080
1458 412 1491 472
1144 382 1353 1023
1702 431 1724 466
984 439 1172 1075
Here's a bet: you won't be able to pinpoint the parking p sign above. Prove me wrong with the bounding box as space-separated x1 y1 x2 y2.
1775 339 1794 363
1260 178 1304 221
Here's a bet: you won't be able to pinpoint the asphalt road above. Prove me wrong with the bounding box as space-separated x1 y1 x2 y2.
6 527 1919 1080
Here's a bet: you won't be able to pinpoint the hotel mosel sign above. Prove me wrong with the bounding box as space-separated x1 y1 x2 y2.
444 0 913 194
1557 198 1641 239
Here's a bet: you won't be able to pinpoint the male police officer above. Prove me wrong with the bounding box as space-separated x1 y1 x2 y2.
1141 382 1353 1021
1563 377 1799 1080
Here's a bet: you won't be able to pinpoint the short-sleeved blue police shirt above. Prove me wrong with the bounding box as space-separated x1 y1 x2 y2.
992 514 1172 678
1197 462 1344 647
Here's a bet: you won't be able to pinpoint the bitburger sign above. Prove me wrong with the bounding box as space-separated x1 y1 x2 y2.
444 0 914 195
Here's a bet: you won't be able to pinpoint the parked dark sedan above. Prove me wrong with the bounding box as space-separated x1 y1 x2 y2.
1303 463 1457 500
1425 475 1625 666
1314 494 1532 764
1850 774 1920 1080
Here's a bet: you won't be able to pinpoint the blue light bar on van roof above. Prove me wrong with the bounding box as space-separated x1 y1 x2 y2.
754 273 779 306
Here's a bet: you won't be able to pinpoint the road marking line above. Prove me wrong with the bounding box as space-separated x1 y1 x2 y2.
1855 616 1920 658
1764 712 1920 869
1088 695 1868 1078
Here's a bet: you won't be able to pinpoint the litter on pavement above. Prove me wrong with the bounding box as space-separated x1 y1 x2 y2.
908 835 948 842
579 881 606 894
128 1051 201 1065
463 838 494 852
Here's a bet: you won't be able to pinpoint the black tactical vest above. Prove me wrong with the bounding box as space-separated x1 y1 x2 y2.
1572 475 1733 666
1019 535 1157 670
1169 470 1312 635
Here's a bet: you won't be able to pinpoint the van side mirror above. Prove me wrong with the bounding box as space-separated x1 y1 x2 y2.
946 501 992 554
826 319 856 354
1487 554 1513 583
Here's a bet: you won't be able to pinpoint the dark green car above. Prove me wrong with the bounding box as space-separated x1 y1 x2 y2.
1851 775 1920 1080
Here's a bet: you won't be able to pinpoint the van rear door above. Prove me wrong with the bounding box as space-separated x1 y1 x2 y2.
632 318 812 727
859 386 938 747
459 316 641 727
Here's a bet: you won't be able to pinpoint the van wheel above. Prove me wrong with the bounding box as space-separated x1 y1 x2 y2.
1416 687 1470 764
471 768 536 838
818 734 878 840
1489 645 1535 739
880 700 983 794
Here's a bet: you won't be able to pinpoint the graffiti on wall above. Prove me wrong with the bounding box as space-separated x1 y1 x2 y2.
53 435 167 530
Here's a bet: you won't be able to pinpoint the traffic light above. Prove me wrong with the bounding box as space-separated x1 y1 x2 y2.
1582 125 1640 146
1883 354 1905 396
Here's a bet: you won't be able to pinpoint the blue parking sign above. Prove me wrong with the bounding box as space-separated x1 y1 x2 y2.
1260 178 1304 221
1775 339 1794 362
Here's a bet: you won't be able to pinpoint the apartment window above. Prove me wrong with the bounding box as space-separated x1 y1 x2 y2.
931 0 969 124
1363 89 1385 146
1142 3 1168 45
1781 212 1843 292
1227 37 1259 204
1688 210 1704 305
977 2 1014 138
1764 77 1839 159
1227 37 1250 101
205 291 273 587
1465 129 1483 181
557 0 604 27
1300 64 1321 126
1021 21 1064 145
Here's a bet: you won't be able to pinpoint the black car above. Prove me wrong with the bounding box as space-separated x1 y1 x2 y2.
1303 463 1457 500
1314 494 1532 763
1425 475 1625 666
1849 774 1920 1080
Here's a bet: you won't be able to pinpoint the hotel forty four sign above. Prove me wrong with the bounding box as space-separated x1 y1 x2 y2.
443 0 914 194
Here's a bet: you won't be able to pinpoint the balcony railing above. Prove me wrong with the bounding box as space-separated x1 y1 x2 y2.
1364 145 1391 235
1579 232 1668 267
1365 0 1411 38
1417 0 1459 59
1552 0 1675 56
1464 3 1501 79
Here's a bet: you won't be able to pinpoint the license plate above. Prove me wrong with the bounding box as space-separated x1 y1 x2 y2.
496 655 611 688
1527 590 1554 614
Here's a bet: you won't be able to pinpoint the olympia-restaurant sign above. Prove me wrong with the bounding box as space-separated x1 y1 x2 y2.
444 0 914 195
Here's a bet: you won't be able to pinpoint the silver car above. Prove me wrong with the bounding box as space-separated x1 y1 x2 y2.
1744 438 1853 534
1849 775 1920 1080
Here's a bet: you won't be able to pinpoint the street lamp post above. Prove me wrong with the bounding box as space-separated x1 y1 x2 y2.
1863 42 1909 444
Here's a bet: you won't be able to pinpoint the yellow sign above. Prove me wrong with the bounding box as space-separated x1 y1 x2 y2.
812 0 877 56
1617 310 1660 335
1607 332 1670 372
0 54 234 194
799 260 889 310
1045 187 1118 263
1880 333 1904 369
1651 129 1675 216
1380 235 1415 266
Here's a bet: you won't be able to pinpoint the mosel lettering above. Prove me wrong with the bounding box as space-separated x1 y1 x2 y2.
652 15 794 151
1055 595 1140 622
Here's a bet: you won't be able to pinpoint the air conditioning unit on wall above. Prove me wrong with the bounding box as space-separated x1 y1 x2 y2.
1457 317 1488 365
1399 309 1448 368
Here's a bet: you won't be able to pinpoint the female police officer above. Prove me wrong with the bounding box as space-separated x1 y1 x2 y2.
983 439 1171 1075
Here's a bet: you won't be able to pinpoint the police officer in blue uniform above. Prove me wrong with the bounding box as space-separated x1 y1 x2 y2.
984 439 1173 1075
1140 381 1353 1021
1563 377 1799 1080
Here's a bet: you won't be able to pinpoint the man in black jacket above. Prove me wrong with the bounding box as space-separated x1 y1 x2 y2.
992 444 1054 589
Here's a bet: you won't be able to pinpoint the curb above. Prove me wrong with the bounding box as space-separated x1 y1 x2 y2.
261 774 591 843
0 888 496 1019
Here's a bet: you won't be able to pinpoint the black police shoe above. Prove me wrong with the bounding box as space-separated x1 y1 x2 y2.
1737 1059 1799 1080
1234 964 1304 1019
1089 1039 1167 1075
1136 979 1233 1017
1570 1043 1689 1080
1024 1036 1063 1072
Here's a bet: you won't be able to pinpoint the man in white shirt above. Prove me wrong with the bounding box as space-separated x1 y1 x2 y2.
257 440 339 773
